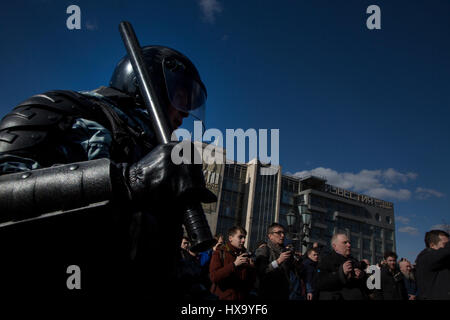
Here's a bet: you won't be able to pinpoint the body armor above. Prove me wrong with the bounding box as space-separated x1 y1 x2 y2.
0 87 181 297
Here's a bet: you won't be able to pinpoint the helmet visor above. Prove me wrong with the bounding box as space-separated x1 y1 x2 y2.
162 58 207 115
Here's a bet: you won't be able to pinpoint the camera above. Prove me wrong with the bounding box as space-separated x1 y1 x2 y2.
282 246 301 262
348 257 364 270
282 246 295 254
243 251 256 259
393 272 403 282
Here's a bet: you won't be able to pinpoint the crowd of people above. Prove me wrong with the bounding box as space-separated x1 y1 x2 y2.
177 224 450 300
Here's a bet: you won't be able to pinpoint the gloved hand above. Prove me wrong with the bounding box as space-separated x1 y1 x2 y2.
116 142 217 205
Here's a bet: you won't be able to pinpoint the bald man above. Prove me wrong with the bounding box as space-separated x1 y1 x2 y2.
316 233 368 300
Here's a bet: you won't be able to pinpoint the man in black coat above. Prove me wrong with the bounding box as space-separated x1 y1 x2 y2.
255 223 303 300
415 230 450 300
302 248 319 300
317 233 367 300
375 251 408 300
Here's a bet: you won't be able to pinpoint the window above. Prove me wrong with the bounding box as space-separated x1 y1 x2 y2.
385 242 393 253
351 250 360 260
375 240 382 254
279 214 287 227
363 254 372 263
326 221 335 235
363 238 371 251
351 221 361 233
352 235 360 248
386 215 391 224
374 226 381 238
385 230 394 241
362 224 373 236
318 212 325 223
312 228 321 240
375 213 381 222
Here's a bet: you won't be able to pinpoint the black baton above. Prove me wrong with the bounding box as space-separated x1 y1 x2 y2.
118 21 216 252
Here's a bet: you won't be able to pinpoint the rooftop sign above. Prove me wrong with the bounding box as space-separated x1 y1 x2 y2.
324 184 394 210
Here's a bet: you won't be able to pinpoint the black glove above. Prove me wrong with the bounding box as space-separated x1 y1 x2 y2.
116 142 217 205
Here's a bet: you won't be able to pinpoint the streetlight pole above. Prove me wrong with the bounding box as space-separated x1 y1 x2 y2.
286 210 296 245
298 204 312 255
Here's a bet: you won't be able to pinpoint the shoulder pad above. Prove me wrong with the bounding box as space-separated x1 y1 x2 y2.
0 90 99 153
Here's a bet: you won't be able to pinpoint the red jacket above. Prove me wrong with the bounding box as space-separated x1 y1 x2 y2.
209 243 256 300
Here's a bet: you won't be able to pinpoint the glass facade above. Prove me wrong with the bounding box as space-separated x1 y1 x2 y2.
375 240 383 254
385 229 394 241
216 164 247 237
363 238 372 252
279 177 300 246
351 235 360 248
306 193 394 264
248 167 279 249
385 241 394 253
310 196 372 220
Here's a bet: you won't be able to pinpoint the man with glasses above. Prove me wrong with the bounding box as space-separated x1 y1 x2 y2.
255 223 303 300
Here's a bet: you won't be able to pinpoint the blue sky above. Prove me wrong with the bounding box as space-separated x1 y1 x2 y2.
1 0 449 263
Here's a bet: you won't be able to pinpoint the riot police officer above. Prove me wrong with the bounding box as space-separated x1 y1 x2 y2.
0 45 215 298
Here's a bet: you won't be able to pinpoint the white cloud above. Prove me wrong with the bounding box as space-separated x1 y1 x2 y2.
366 188 411 201
292 167 417 201
382 168 418 184
198 0 223 23
415 187 445 200
396 216 411 225
398 226 419 236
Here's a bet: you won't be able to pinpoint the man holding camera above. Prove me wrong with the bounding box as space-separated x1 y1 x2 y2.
209 226 256 300
316 233 368 300
255 223 303 300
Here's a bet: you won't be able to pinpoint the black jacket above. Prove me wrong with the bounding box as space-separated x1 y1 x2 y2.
302 257 318 295
375 265 408 300
316 251 367 300
415 242 450 300
255 241 302 300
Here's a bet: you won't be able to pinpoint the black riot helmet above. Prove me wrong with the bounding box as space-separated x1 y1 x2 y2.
110 45 207 125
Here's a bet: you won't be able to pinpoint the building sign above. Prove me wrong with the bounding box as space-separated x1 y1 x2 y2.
324 184 393 210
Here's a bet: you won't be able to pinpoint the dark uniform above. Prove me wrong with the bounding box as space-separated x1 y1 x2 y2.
0 46 215 298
